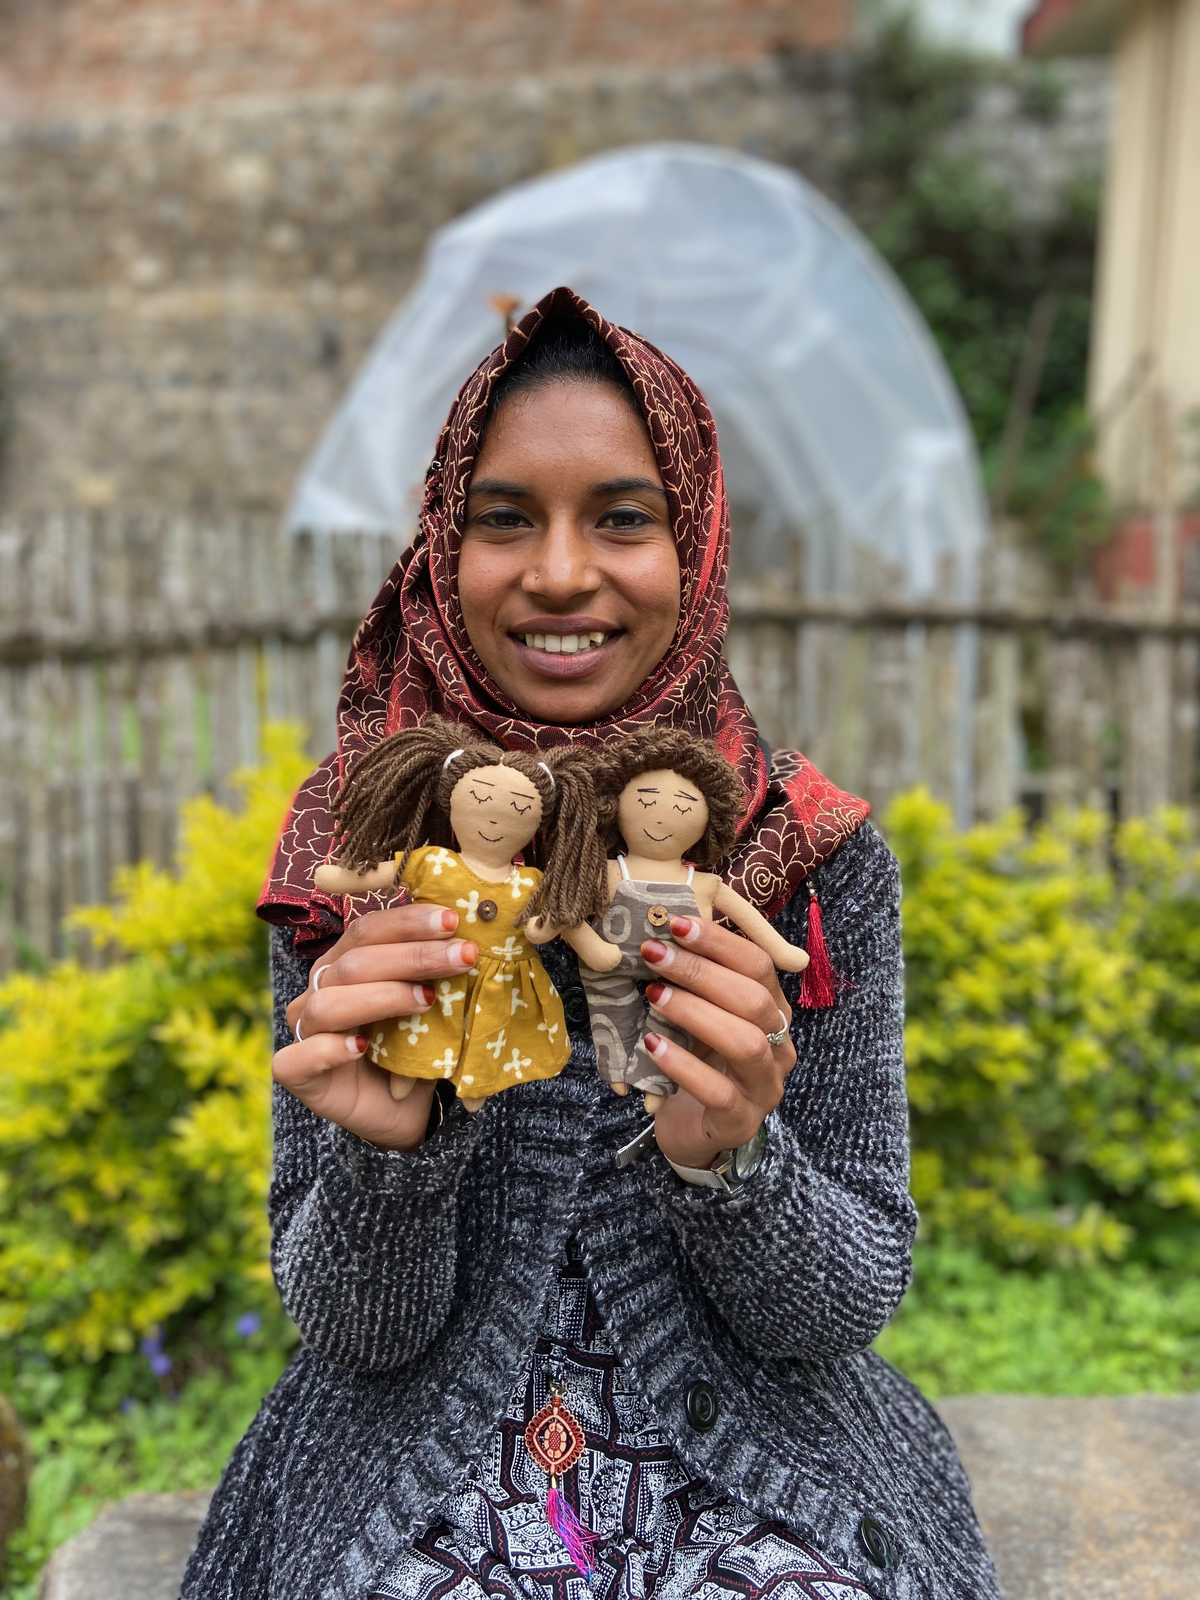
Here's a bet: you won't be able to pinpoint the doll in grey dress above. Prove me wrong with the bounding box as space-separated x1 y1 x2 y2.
575 730 810 1112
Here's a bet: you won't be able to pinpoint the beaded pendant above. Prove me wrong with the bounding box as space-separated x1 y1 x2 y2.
524 1386 601 1575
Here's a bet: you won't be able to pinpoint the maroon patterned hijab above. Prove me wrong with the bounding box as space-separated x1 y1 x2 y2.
260 287 868 952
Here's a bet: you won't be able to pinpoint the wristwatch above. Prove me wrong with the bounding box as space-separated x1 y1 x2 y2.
666 1123 768 1192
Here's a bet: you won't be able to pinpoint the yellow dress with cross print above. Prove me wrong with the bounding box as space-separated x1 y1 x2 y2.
364 845 572 1100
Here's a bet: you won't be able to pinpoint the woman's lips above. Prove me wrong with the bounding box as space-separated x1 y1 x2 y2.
508 632 623 680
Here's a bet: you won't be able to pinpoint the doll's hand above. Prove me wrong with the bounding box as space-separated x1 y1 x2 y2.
275 905 479 1151
639 916 796 1170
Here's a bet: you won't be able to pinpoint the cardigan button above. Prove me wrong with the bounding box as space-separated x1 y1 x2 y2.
477 900 498 922
857 1516 895 1570
686 1381 719 1432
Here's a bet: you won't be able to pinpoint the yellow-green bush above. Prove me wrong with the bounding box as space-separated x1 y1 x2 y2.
0 726 310 1363
891 790 1200 1265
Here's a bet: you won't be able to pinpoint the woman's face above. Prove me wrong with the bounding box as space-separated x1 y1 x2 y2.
457 382 681 725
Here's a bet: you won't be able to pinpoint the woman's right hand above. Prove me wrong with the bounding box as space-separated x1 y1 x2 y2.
275 906 478 1152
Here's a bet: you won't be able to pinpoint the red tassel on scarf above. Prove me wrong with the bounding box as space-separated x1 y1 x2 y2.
546 1484 603 1576
798 881 838 1009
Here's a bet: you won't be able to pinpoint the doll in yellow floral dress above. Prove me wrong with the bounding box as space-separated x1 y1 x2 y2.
315 717 619 1110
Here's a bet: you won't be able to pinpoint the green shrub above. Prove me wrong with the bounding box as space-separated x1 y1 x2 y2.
0 725 310 1363
877 1241 1200 1396
891 789 1200 1265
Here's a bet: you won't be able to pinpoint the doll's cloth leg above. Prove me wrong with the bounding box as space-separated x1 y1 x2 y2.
580 970 646 1086
626 1016 689 1097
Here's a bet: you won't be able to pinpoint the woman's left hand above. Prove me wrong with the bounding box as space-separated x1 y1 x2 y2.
641 914 796 1171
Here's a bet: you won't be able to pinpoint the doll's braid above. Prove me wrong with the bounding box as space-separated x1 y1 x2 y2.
519 746 608 930
334 717 485 878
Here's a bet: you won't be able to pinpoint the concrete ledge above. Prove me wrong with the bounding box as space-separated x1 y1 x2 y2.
38 1491 211 1600
30 1396 1200 1599
940 1394 1200 1599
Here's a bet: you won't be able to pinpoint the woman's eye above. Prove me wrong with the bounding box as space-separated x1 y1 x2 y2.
477 508 531 530
599 508 651 532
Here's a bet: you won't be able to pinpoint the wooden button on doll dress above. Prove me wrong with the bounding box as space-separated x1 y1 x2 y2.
365 846 571 1100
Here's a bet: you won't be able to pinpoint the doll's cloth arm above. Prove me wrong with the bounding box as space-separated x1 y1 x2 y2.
313 859 397 894
555 922 622 971
267 924 482 1372
636 824 916 1363
710 880 809 972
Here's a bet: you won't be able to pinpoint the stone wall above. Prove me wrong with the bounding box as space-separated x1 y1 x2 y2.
0 19 1110 517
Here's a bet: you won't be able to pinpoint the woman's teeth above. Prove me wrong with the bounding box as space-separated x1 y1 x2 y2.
522 631 609 655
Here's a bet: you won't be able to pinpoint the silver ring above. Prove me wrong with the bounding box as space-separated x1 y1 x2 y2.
294 1015 305 1043
765 1010 789 1049
312 965 330 991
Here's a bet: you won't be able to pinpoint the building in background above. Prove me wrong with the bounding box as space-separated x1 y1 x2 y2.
1025 0 1200 603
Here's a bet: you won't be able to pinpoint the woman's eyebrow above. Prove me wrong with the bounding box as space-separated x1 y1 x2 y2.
467 477 530 499
593 477 667 499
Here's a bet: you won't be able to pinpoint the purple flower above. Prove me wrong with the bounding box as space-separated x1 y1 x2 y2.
140 1328 163 1358
148 1352 173 1378
235 1312 261 1339
119 1397 136 1415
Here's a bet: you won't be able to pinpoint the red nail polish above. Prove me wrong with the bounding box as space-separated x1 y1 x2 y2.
354 1035 369 1052
441 909 459 931
670 916 695 939
644 1031 664 1054
643 940 669 964
645 982 666 1005
420 985 436 1006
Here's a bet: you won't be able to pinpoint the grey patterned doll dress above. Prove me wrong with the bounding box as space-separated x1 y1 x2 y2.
577 858 701 1099
370 1245 870 1600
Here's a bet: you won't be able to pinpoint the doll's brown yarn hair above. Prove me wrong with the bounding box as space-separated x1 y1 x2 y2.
597 726 745 867
332 716 608 928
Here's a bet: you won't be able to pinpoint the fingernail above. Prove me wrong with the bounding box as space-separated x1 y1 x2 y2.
643 1031 667 1058
642 939 675 967
349 1035 369 1055
645 982 672 1008
670 916 700 942
449 941 477 967
432 908 458 931
419 985 436 1007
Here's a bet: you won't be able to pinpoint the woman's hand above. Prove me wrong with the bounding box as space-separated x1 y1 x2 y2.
640 914 796 1171
274 905 478 1152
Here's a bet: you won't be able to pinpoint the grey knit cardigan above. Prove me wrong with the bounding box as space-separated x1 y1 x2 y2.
180 822 999 1600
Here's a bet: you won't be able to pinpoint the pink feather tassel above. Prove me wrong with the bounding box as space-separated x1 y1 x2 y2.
546 1484 603 1576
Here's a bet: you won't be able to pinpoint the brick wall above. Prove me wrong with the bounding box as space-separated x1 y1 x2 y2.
0 0 850 118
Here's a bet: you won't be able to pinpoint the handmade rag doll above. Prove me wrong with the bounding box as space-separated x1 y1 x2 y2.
580 727 810 1112
315 717 618 1110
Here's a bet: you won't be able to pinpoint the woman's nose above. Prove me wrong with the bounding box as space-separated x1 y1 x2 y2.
520 515 601 599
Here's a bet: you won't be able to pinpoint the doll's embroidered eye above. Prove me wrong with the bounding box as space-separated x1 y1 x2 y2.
511 800 533 815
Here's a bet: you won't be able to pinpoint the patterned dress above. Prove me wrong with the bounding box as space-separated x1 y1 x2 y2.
370 1245 870 1600
365 846 571 1100
578 859 700 1098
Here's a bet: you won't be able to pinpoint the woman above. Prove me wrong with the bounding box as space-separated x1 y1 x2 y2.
182 288 998 1600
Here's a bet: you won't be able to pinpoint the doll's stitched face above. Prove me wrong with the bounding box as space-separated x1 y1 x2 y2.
616 768 709 862
458 382 681 725
448 764 544 867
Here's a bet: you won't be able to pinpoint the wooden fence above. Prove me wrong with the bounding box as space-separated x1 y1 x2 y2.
3 514 1199 970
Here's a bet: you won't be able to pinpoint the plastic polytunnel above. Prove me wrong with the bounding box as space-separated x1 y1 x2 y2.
287 142 987 602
